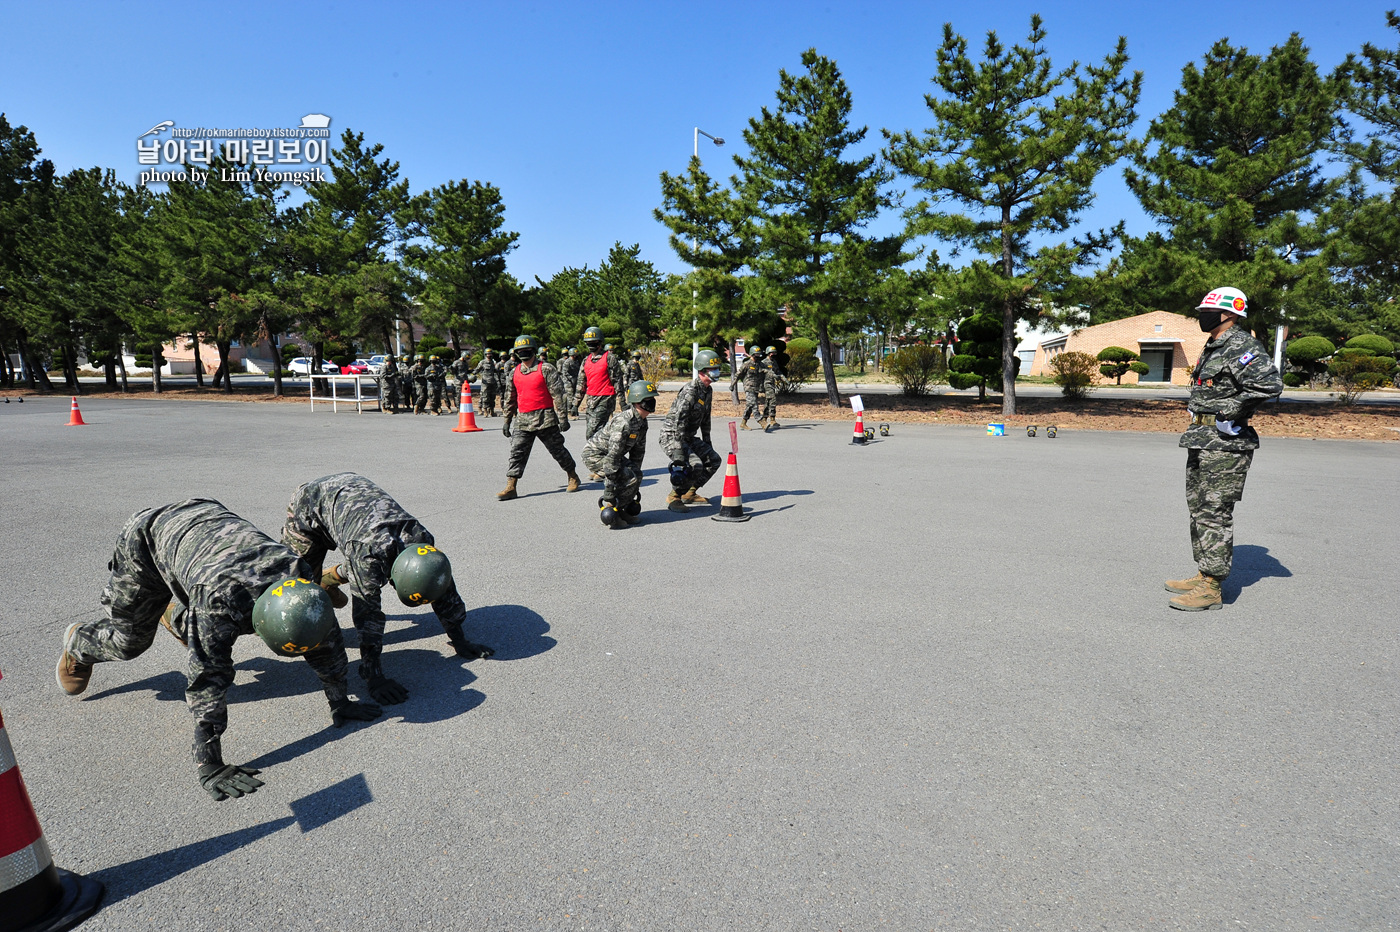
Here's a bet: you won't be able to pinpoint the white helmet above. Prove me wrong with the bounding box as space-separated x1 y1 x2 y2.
1196 287 1248 319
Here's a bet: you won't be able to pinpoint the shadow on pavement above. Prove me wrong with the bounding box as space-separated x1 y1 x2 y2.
1224 545 1292 601
458 603 555 661
88 815 297 906
741 489 813 503
85 670 186 703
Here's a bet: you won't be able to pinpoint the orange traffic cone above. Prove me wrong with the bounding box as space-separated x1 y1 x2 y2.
0 706 104 929
451 381 483 433
66 397 87 427
711 452 751 523
851 410 865 445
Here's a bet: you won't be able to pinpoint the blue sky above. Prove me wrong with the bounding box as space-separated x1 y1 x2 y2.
3 1 1391 285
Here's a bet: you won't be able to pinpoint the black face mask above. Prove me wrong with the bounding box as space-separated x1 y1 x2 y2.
636 397 656 413
1198 311 1224 332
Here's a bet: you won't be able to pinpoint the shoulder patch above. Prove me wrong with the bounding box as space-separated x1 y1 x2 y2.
1239 352 1255 366
698 398 706 406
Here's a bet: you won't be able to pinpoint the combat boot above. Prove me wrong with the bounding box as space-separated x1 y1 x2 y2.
667 490 688 513
497 478 518 501
1168 575 1223 612
566 471 581 493
158 601 188 645
741 418 751 431
681 487 710 505
769 419 780 430
56 623 93 695
1165 571 1206 594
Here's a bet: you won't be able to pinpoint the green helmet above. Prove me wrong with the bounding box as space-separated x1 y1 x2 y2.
765 345 777 356
569 347 578 357
485 348 495 357
583 326 603 345
631 350 641 359
513 334 539 357
627 379 659 403
750 346 765 358
694 349 721 371
252 576 337 657
604 343 613 352
390 544 453 606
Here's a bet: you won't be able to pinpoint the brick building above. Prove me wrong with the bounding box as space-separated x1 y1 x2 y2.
1027 311 1207 386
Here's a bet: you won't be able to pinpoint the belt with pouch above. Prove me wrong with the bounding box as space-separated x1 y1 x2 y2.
1189 413 1215 426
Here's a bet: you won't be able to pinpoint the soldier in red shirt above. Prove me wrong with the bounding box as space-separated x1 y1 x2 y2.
498 334 580 501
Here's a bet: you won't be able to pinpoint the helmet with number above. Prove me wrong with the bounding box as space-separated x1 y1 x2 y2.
604 344 614 353
626 379 659 404
484 348 495 357
749 346 765 358
390 544 453 606
694 349 721 371
1196 287 1248 319
764 346 777 356
460 350 470 359
512 334 539 358
583 326 604 347
252 577 337 657
631 350 642 360
569 347 578 357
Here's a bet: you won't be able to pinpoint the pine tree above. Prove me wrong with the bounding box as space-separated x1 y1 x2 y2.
885 15 1141 416
1101 34 1342 337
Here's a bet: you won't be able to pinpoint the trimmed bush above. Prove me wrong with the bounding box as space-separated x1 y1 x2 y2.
1096 346 1141 384
1129 361 1151 378
1050 351 1099 399
1343 334 1396 356
1285 336 1336 364
1282 372 1304 387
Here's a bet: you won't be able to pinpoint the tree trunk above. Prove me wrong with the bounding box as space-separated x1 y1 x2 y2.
104 349 118 388
817 320 841 406
0 336 12 388
1001 209 1017 417
191 335 205 387
152 345 163 394
214 339 233 392
117 348 129 393
18 337 49 391
64 344 81 395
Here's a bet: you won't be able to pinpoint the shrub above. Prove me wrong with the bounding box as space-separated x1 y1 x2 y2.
1050 351 1099 399
429 347 454 362
1096 346 1141 384
947 314 1004 397
1129 361 1151 378
1343 334 1396 357
782 344 819 390
1329 353 1397 404
1282 372 1304 387
885 344 947 396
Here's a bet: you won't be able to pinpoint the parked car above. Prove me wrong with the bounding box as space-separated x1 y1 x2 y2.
285 356 315 376
341 360 370 375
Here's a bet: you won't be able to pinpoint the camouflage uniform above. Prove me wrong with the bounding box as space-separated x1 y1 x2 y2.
398 358 414 411
379 356 402 413
761 356 783 424
451 354 474 410
410 358 430 413
63 499 350 768
281 473 485 682
474 354 502 416
660 377 722 489
557 352 581 414
575 349 628 440
625 357 644 386
503 358 575 479
582 406 647 510
1179 325 1283 578
423 359 448 414
732 355 764 424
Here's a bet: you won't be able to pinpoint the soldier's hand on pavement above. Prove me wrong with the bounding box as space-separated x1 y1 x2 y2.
502 420 513 438
365 674 409 705
452 639 495 660
198 763 264 801
330 698 383 728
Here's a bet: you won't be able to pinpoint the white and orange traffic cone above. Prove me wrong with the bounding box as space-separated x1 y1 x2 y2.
711 452 751 523
451 381 483 433
0 706 104 930
851 410 865 445
66 397 87 427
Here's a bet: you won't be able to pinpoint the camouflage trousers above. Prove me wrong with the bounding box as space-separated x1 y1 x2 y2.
507 424 576 479
677 437 723 489
1186 448 1253 578
415 378 440 414
601 463 642 509
761 385 777 421
380 376 402 412
584 394 617 440
742 387 761 422
478 383 499 416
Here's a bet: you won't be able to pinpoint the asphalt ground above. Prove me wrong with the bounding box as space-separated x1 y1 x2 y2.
1 395 1396 931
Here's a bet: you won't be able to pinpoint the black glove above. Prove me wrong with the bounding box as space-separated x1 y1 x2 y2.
450 637 495 660
557 417 570 432
365 674 408 705
198 763 264 802
330 698 383 728
502 419 513 438
669 462 692 490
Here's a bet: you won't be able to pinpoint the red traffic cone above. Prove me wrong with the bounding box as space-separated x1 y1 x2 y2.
66 397 87 427
451 381 483 433
711 452 751 523
0 707 104 930
851 410 865 445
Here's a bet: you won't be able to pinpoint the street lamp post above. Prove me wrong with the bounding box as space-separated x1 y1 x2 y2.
692 128 724 379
